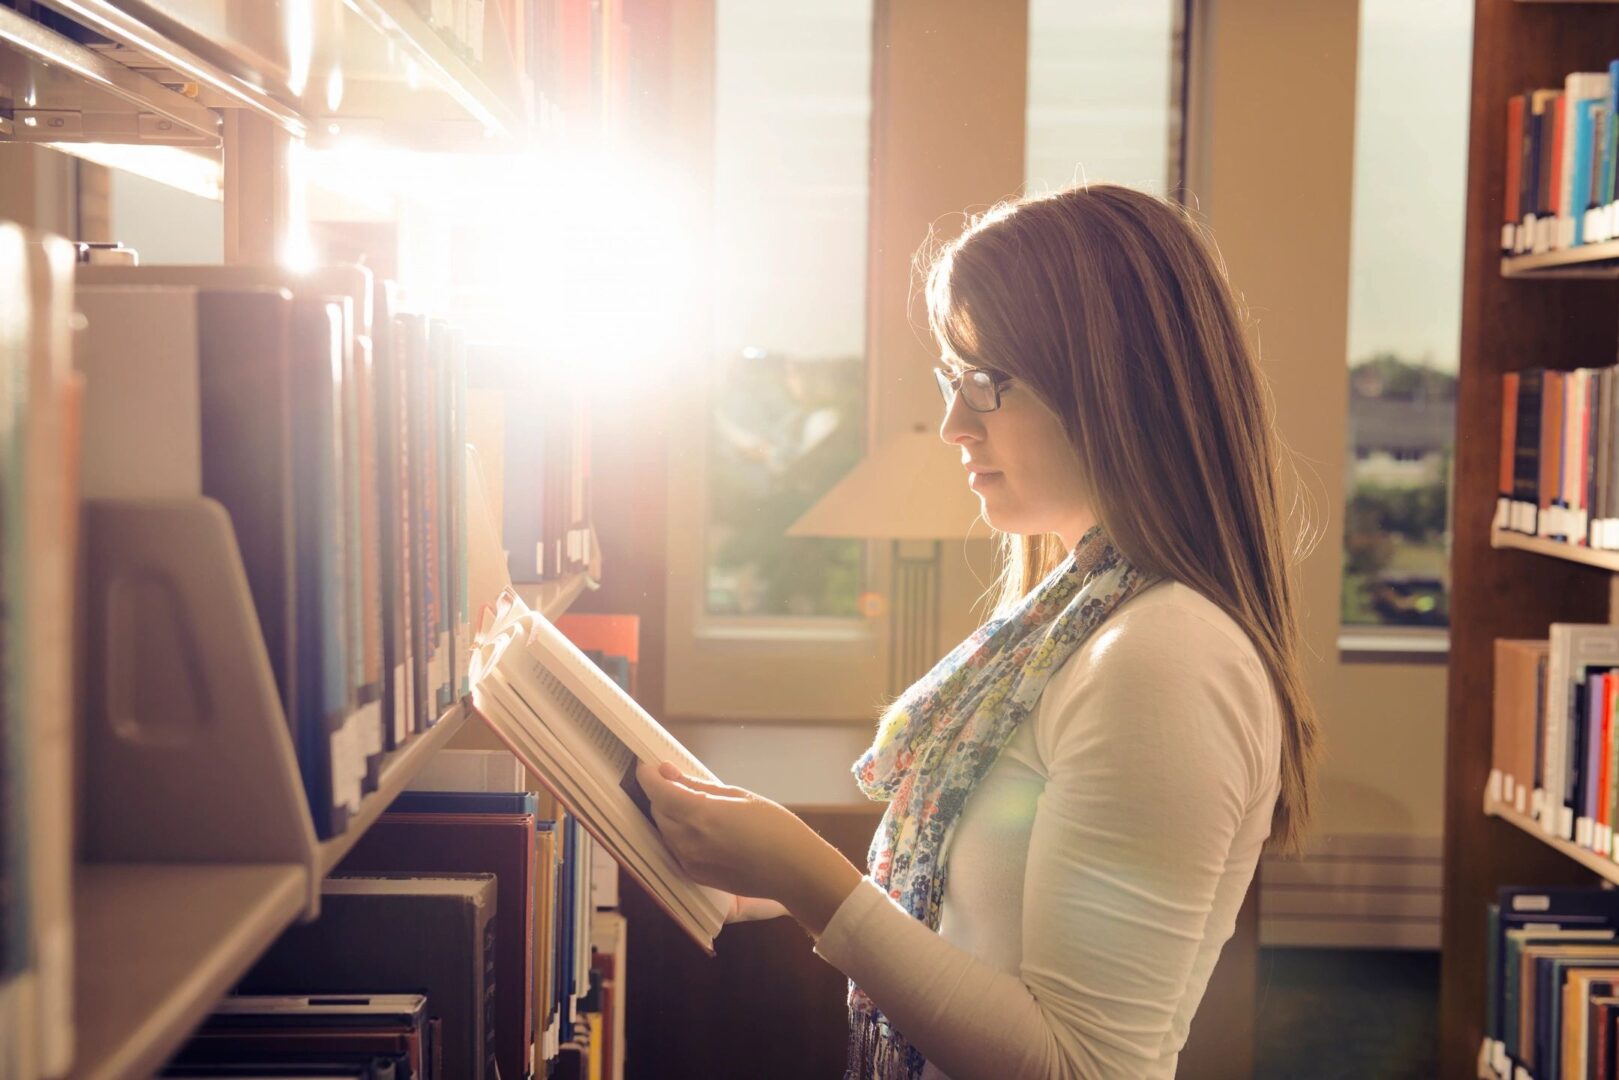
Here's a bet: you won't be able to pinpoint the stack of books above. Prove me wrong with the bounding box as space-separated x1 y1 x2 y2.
156 748 614 1080
467 341 595 587
1490 628 1619 854
1481 885 1619 1080
1501 63 1619 255
1494 365 1619 549
73 264 471 841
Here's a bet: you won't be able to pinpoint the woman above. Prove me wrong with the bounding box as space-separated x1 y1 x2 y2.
635 184 1320 1080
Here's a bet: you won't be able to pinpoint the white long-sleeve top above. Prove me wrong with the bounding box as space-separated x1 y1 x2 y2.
813 580 1283 1080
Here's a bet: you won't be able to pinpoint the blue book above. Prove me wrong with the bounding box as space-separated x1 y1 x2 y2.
1607 62 1619 208
1492 886 1619 1070
1573 98 1600 245
387 790 538 816
291 298 354 840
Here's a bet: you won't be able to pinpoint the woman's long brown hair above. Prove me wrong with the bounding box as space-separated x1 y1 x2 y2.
922 184 1321 857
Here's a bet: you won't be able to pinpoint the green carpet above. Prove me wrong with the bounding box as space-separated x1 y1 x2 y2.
1254 947 1440 1079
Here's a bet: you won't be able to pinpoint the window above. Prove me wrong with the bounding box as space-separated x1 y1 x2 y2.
1340 0 1471 634
1025 0 1184 197
703 0 874 619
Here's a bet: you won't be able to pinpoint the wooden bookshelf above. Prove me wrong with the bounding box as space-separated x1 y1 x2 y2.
1439 4 1619 1077
67 863 307 1080
1501 239 1619 278
1490 526 1619 571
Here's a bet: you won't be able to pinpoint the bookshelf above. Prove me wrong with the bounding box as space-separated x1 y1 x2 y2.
69 864 307 1080
1439 3 1619 1077
0 5 604 1078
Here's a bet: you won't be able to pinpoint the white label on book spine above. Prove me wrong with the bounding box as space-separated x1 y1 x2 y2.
361 700 382 757
1489 769 1503 805
394 663 408 743
1515 785 1526 814
1577 817 1591 849
1563 806 1576 841
1501 223 1515 252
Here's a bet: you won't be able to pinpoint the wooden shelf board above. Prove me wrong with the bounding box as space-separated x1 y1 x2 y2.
1490 526 1619 572
68 861 306 1080
1502 239 1619 278
316 702 469 877
1484 790 1619 885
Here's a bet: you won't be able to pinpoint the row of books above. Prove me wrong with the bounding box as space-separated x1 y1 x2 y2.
0 230 82 1080
469 343 595 584
1489 629 1619 853
1480 884 1619 1080
1493 366 1619 548
71 262 473 841
1501 64 1619 255
154 746 622 1080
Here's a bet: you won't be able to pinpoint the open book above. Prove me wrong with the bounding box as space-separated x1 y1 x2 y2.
467 590 734 954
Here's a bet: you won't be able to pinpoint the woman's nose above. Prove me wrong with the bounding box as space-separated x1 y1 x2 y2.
939 389 985 446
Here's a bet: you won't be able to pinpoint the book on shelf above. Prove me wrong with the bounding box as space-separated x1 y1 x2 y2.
1 226 81 1080
241 873 498 1080
162 993 440 1080
1502 64 1619 255
1482 885 1619 1080
1495 365 1619 549
588 910 627 1080
466 341 595 586
1489 626 1619 851
468 589 733 955
72 263 471 841
1490 638 1548 818
335 792 538 1080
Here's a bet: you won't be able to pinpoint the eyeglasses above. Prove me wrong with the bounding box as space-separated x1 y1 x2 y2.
934 365 1010 413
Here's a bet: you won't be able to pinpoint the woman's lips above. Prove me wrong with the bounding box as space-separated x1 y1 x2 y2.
967 470 1002 490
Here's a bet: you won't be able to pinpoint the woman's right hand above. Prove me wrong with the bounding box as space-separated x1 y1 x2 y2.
727 895 789 924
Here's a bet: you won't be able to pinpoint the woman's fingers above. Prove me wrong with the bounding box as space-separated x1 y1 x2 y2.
643 761 748 802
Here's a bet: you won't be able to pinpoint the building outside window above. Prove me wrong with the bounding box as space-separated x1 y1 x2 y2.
1341 0 1471 633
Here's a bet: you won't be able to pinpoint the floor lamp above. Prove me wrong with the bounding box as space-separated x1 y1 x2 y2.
786 427 982 695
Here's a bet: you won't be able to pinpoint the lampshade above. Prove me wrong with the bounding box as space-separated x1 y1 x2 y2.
787 427 983 541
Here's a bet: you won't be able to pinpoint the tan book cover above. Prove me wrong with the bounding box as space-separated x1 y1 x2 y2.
1496 638 1551 815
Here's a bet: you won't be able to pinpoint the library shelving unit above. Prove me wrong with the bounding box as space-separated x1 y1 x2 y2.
0 6 585 1080
71 496 590 1080
1439 3 1619 1077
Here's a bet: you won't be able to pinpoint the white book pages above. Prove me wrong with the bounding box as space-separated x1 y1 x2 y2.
468 599 731 950
473 669 722 947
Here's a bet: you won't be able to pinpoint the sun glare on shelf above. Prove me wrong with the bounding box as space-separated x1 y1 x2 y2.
307 141 700 390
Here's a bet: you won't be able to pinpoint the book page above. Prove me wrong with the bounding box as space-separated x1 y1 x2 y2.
511 611 717 784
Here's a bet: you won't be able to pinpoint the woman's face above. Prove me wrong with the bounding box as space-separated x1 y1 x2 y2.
939 367 1094 549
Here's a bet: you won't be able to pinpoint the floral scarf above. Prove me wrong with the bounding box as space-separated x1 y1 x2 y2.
845 524 1156 1079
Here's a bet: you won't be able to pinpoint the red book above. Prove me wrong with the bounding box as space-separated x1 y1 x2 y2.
1551 93 1568 216
1507 94 1526 229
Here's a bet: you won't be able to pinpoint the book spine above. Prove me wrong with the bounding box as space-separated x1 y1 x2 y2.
1515 369 1543 534
1507 94 1526 251
1500 371 1521 530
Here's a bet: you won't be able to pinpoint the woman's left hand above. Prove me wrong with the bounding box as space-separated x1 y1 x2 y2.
635 761 864 937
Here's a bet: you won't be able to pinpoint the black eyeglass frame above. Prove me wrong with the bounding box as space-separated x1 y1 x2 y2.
933 365 1012 413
